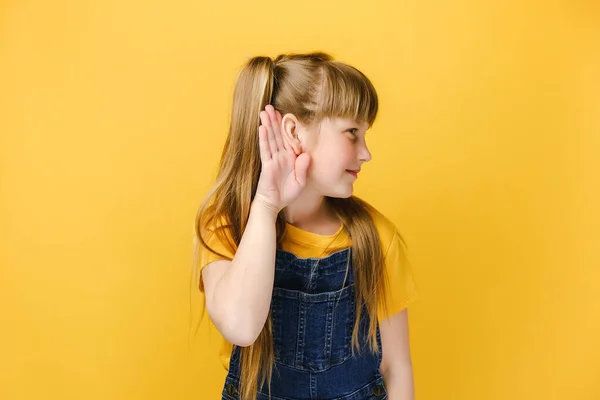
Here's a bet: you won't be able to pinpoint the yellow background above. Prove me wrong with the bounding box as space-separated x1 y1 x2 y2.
1 0 598 399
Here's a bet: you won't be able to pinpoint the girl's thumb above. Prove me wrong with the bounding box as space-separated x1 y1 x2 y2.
294 153 311 186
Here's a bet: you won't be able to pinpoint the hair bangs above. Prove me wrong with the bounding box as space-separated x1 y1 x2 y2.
316 62 379 126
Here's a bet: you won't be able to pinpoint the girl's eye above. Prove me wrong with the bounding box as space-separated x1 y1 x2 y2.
346 129 359 141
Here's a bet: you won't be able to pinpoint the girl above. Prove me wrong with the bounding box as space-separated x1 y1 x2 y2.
194 52 417 400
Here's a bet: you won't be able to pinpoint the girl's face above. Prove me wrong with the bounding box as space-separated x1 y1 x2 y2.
297 117 372 198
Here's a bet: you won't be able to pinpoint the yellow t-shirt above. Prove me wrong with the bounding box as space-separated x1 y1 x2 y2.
198 209 418 370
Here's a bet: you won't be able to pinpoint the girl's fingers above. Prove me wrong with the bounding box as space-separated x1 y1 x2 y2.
260 110 277 156
294 153 311 186
258 125 271 163
266 105 284 152
263 109 279 156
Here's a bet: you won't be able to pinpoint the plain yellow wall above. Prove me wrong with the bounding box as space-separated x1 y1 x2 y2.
1 1 598 399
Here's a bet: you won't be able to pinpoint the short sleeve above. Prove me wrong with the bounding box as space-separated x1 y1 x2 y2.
377 229 418 321
196 218 235 292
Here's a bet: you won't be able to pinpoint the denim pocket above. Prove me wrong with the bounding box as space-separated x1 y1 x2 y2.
270 283 356 372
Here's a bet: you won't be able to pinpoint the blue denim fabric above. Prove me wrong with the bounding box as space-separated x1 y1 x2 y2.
221 248 387 400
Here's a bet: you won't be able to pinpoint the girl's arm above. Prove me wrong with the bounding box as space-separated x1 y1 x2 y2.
380 308 415 400
202 105 309 348
202 199 278 347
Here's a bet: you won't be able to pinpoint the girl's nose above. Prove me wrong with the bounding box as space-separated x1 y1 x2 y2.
359 145 372 162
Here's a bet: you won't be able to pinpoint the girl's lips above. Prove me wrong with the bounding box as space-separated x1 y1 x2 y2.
346 170 359 178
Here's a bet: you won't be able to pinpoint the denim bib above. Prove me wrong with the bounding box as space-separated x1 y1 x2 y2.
221 248 387 400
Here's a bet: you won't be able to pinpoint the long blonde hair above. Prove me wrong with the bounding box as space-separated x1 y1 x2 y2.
194 52 391 400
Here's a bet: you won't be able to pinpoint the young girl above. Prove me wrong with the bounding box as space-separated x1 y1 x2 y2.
194 52 417 400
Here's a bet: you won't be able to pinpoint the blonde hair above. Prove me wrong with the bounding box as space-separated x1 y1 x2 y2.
193 52 391 400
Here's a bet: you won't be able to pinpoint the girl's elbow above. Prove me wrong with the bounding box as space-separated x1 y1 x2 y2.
210 307 261 347
229 332 258 347
223 322 260 347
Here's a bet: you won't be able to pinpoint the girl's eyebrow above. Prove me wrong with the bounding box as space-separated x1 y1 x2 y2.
345 123 369 132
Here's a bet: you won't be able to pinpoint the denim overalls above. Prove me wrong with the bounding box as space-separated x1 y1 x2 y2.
221 247 388 400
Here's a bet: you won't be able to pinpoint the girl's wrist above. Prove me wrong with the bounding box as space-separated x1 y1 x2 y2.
251 197 280 222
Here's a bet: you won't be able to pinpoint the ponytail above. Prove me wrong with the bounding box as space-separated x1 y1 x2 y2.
222 56 275 245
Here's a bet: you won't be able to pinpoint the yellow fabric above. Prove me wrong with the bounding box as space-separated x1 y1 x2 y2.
198 210 418 370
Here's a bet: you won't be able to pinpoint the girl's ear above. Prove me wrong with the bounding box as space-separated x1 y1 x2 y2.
281 113 303 155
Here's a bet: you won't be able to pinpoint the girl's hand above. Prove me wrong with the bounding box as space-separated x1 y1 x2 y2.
254 104 310 214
